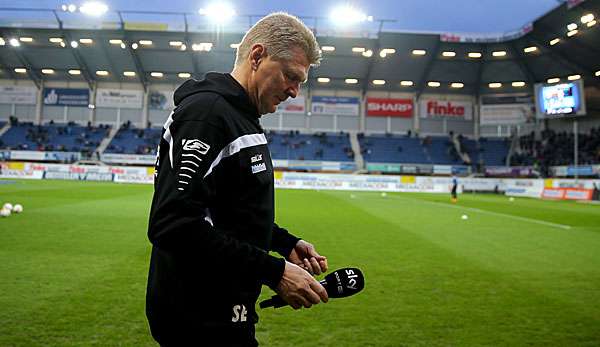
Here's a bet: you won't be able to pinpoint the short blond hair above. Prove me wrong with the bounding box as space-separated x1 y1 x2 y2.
235 12 321 68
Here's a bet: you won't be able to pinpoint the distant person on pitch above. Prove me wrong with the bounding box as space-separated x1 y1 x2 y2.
451 175 458 203
145 12 328 346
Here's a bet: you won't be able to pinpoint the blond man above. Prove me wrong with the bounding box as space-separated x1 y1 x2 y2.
146 12 328 346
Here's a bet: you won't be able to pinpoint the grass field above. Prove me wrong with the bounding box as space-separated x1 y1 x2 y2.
1 178 600 346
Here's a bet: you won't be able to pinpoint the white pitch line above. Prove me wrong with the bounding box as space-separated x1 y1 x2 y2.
384 194 572 230
451 204 571 230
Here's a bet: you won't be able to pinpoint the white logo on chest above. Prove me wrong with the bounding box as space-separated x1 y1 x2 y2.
251 162 266 174
251 153 263 163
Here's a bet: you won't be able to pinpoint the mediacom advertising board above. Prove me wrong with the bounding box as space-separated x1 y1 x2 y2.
366 98 413 117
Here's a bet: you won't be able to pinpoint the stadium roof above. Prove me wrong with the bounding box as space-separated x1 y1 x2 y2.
0 0 599 95
8 0 561 34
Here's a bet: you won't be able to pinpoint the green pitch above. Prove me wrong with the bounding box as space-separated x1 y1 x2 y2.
1 179 599 346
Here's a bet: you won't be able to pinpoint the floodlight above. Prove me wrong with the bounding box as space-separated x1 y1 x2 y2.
330 5 369 26
199 3 236 24
379 48 395 58
581 14 594 24
80 1 108 16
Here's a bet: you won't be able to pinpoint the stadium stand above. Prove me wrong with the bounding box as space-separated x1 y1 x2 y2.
359 134 428 164
0 121 109 153
476 138 510 167
358 133 510 167
512 128 600 167
104 121 162 155
266 131 354 161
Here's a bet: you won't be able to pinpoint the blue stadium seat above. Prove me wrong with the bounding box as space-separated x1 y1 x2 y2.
0 122 108 152
478 138 509 166
359 134 429 164
266 131 354 162
105 127 162 155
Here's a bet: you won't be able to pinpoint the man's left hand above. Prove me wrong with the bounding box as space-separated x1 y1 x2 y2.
288 240 328 275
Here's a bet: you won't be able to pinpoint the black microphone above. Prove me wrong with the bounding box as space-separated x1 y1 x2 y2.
259 267 365 309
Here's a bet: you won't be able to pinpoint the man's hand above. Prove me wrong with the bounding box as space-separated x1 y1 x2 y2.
275 261 329 309
288 240 328 275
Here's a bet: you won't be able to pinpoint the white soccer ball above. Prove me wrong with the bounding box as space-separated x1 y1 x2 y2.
381 192 387 198
3 203 13 211
509 197 515 202
12 204 23 213
461 214 468 220
0 208 11 217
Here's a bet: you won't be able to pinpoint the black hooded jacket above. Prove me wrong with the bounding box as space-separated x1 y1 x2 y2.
146 72 300 341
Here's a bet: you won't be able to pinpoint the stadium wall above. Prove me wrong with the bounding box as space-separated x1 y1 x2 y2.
3 78 599 138
2 161 598 200
0 79 484 137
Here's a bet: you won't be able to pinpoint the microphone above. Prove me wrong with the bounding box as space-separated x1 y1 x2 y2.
259 267 365 309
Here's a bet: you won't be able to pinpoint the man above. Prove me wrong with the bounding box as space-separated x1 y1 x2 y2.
146 12 329 346
451 175 458 203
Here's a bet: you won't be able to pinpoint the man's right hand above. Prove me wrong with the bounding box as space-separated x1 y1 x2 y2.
275 261 329 310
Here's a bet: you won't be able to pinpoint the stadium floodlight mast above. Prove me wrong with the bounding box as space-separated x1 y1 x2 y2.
198 2 236 24
79 1 108 16
329 5 372 26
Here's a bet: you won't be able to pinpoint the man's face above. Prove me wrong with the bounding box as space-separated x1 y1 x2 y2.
250 46 309 115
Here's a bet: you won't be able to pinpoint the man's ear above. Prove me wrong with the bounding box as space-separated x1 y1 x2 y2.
249 44 266 71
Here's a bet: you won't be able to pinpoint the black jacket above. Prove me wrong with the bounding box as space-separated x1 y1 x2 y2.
146 73 299 342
